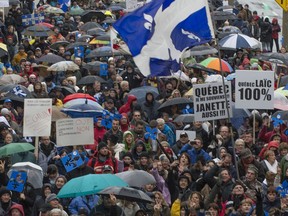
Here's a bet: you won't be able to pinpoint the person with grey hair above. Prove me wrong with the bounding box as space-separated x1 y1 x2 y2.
156 118 175 146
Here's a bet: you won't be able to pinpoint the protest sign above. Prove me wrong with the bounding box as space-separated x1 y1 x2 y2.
74 46 84 58
61 150 84 172
0 0 8 7
193 82 232 121
176 130 196 141
56 118 94 146
22 13 45 27
235 70 274 109
7 171 27 192
23 99 52 136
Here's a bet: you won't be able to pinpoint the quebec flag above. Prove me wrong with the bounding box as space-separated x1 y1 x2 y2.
113 0 214 76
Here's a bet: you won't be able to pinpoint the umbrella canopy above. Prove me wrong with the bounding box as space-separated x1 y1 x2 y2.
272 111 288 120
81 11 106 23
36 22 54 29
212 11 237 20
217 26 242 39
52 106 68 122
102 17 116 24
257 53 288 65
79 21 103 32
44 6 65 14
96 34 110 41
87 28 106 36
47 61 80 72
49 41 70 50
9 0 20 5
128 86 159 103
22 25 55 37
116 170 156 187
83 61 103 72
85 46 122 58
200 57 233 73
77 75 107 85
98 186 153 203
274 91 288 110
61 103 104 120
275 86 288 97
77 35 93 43
0 84 32 102
36 53 65 64
186 63 216 74
0 143 35 157
58 174 128 198
173 114 195 123
70 7 84 16
230 102 251 129
158 98 194 112
216 5 235 11
219 33 262 50
66 42 89 50
0 74 25 85
108 5 124 11
63 93 96 104
64 98 101 108
8 162 43 189
0 43 8 58
189 45 218 56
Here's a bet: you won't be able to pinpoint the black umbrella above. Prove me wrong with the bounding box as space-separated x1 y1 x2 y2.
212 11 237 21
102 17 116 24
61 86 76 96
79 22 104 32
85 46 122 58
77 35 93 43
81 11 106 23
96 34 110 41
83 61 103 72
279 75 288 88
9 0 20 5
257 53 288 65
22 25 55 37
77 75 107 85
87 28 106 36
66 42 89 50
98 186 153 203
190 45 218 56
50 41 70 50
272 111 288 120
0 85 32 102
36 53 65 64
158 98 193 112
173 114 195 123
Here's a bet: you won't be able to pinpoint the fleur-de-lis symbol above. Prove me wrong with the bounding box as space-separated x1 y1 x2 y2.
182 105 193 114
272 115 283 127
144 13 153 31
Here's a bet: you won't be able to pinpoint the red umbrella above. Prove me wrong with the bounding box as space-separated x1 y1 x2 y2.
36 22 54 29
63 93 96 104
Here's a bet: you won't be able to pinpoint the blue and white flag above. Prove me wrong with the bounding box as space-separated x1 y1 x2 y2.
61 150 84 172
7 171 27 193
113 0 214 76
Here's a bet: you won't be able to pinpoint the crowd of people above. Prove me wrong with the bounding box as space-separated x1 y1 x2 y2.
0 0 287 216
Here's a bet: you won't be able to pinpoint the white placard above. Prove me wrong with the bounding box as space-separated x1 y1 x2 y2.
126 0 138 11
176 130 196 141
56 118 94 146
0 0 9 7
193 82 232 121
235 70 274 109
23 99 52 136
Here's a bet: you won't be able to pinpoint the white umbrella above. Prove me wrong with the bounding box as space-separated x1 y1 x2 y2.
219 33 262 50
47 61 80 72
0 74 26 85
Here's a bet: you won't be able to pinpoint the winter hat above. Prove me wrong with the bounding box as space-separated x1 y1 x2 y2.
1 108 10 116
139 151 149 159
0 187 11 197
121 152 133 160
178 175 190 184
9 204 24 216
98 142 108 151
45 193 59 203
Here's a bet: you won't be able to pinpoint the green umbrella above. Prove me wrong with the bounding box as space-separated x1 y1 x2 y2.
58 174 128 198
0 143 35 157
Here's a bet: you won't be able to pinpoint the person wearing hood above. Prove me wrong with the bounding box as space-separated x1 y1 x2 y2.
119 94 137 114
0 188 15 216
261 148 278 174
120 113 130 132
121 62 144 89
32 183 52 216
263 186 280 212
141 92 160 122
9 203 25 216
122 131 135 152
132 140 147 162
156 118 175 147
260 17 272 52
259 120 287 143
271 18 281 52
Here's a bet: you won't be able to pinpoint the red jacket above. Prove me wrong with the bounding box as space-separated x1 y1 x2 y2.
119 95 137 114
87 151 118 174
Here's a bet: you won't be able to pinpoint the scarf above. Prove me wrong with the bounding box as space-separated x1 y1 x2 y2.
264 159 278 174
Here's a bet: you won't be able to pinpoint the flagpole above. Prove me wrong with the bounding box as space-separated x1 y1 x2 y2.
214 27 240 180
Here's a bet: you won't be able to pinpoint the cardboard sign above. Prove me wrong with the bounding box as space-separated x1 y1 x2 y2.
56 118 94 146
193 82 232 121
23 99 52 136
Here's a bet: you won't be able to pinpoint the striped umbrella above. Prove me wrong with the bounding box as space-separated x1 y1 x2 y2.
200 57 233 73
219 33 262 50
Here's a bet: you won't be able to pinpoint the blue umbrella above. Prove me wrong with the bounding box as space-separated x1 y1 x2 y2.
61 103 103 122
219 33 261 50
231 102 251 129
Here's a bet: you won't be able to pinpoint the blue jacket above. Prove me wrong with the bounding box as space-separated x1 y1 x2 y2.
180 144 211 165
68 195 99 215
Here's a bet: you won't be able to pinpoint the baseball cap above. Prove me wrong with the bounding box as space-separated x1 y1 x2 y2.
180 132 188 137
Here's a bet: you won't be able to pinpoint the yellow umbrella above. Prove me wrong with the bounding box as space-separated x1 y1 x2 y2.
184 88 193 96
0 43 8 57
89 39 110 45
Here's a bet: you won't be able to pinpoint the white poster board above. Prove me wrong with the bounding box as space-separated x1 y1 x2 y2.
0 0 9 7
193 82 232 121
23 99 52 136
176 130 196 141
235 70 274 109
56 118 94 146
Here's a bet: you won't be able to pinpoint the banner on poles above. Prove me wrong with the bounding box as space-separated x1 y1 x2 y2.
56 118 94 146
235 70 274 109
23 99 52 136
193 82 232 121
